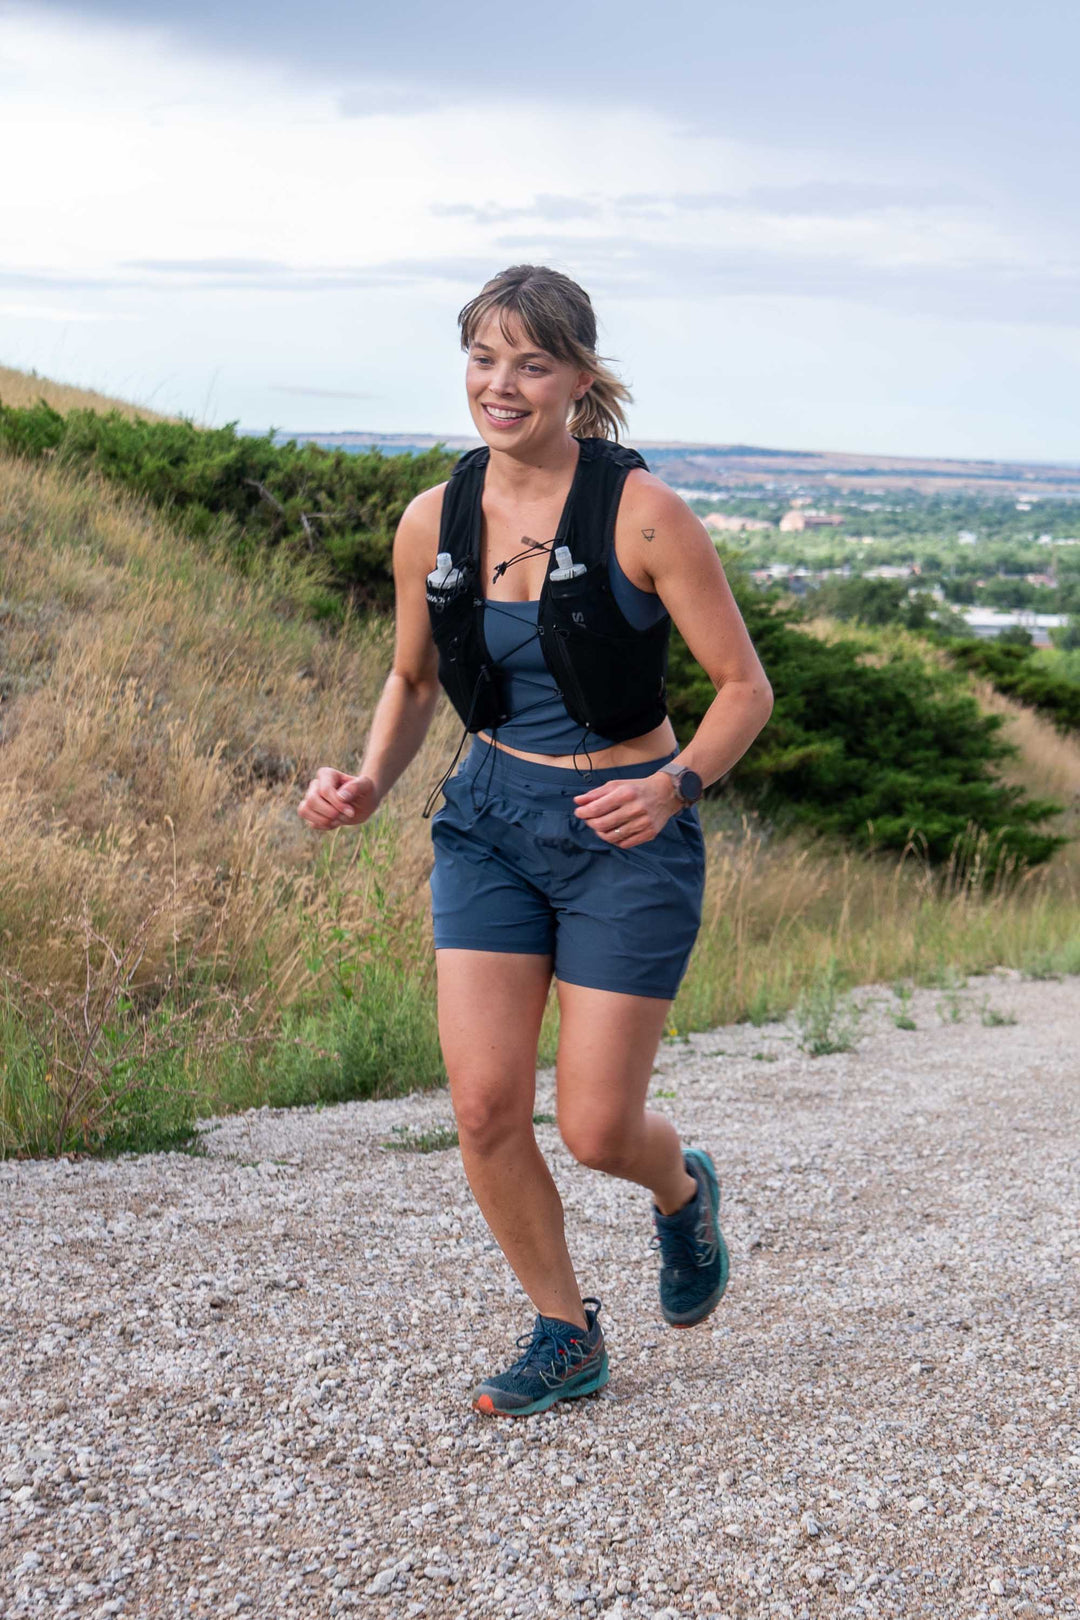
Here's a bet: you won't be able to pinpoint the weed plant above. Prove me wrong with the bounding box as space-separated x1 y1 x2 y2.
979 999 1018 1027
384 1111 556 1153
384 1122 459 1154
935 970 970 1025
891 983 918 1030
793 959 864 1056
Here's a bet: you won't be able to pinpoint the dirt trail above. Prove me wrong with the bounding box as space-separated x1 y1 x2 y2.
2 974 1078 1619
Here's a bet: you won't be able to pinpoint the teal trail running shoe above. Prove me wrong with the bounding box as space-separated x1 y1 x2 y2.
471 1297 609 1417
652 1148 730 1327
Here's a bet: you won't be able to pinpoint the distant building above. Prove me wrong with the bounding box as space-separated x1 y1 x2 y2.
703 513 774 532
779 510 844 532
959 607 1068 648
957 531 977 545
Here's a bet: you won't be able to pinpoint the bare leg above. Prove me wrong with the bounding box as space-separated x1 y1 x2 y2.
554 983 698 1215
436 948 588 1329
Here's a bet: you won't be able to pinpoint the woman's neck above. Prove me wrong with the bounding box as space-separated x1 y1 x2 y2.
483 432 580 506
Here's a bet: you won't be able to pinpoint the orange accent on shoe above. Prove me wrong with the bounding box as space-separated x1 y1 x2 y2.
475 1394 495 1413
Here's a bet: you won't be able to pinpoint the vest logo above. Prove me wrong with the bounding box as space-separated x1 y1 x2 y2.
572 610 586 626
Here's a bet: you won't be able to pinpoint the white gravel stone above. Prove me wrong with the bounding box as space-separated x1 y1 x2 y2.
1 975 1077 1619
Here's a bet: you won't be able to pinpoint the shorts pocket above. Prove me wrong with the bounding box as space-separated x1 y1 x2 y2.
673 806 704 849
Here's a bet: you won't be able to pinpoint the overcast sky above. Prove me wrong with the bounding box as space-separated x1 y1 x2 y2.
2 1 1078 459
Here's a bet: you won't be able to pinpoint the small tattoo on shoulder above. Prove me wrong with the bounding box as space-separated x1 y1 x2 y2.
641 527 656 541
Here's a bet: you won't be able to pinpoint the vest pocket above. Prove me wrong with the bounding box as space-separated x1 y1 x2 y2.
543 566 668 741
545 624 595 731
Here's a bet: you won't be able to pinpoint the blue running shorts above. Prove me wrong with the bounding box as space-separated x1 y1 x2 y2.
429 739 706 1000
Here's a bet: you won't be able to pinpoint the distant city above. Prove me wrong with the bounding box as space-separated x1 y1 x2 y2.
255 428 1080 648
262 429 1080 500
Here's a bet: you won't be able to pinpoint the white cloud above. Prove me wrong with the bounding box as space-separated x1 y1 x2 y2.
0 5 1077 457
0 303 128 323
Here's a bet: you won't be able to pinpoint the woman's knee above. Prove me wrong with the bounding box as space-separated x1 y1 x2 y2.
449 1073 533 1155
559 1109 640 1174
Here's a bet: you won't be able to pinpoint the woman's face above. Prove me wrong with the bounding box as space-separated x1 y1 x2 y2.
465 310 592 451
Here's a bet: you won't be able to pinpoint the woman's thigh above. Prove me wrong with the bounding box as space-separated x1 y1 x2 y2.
435 948 553 1140
554 981 671 1150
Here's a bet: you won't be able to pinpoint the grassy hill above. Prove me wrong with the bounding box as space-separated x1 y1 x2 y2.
2 369 1078 1159
0 364 172 422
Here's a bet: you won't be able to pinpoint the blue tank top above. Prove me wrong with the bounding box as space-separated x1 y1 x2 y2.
482 548 668 753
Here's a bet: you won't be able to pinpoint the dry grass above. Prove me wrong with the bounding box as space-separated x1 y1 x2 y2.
0 362 173 421
0 455 454 1007
0 363 173 421
973 678 1080 811
677 807 1079 1033
1 451 1078 1151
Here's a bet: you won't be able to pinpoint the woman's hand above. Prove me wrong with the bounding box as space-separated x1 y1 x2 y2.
298 769 380 832
572 771 678 848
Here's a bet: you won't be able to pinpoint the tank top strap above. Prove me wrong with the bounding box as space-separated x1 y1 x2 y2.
608 545 668 630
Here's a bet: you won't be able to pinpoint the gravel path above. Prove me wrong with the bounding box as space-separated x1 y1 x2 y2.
2 974 1078 1620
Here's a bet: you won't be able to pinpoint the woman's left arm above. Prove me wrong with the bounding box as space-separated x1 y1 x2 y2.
573 473 774 847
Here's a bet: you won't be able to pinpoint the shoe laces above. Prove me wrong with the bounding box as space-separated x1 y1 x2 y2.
509 1315 592 1391
651 1196 719 1270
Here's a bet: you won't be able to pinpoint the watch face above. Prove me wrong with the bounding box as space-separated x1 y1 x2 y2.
679 769 703 804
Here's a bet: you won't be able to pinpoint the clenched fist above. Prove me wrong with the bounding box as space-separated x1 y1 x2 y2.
298 768 379 832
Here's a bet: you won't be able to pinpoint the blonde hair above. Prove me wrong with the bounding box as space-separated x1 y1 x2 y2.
458 264 632 441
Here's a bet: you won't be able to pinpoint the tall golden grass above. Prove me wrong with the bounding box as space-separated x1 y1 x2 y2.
1 449 1077 1152
0 456 450 1000
0 363 172 421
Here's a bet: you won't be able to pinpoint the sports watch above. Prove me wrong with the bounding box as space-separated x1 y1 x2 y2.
661 760 704 808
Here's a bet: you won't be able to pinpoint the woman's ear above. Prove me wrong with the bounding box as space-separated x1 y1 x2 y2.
573 372 594 402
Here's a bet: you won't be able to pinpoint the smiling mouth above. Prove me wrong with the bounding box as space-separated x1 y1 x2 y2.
482 404 530 422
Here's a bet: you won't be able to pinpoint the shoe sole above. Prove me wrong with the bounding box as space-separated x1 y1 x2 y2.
662 1149 730 1329
471 1350 609 1418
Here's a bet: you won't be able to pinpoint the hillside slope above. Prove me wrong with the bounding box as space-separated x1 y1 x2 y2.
0 363 172 422
2 422 1078 1156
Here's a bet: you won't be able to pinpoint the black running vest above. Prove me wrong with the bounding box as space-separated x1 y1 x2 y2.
425 437 671 744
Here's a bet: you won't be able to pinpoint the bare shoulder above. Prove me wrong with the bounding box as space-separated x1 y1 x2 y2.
394 480 446 575
621 467 693 521
620 470 764 687
616 468 717 588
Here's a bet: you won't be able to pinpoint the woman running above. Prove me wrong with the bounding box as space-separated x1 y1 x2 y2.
298 264 773 1416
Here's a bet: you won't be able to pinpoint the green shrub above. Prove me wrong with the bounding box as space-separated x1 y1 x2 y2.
668 575 1064 870
0 401 455 608
803 575 940 631
946 638 1080 732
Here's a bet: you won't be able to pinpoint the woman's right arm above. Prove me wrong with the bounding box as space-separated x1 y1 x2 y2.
298 484 444 832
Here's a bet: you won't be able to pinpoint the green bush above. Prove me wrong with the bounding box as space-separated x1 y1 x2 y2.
802 575 939 631
0 401 455 608
668 578 1064 871
946 638 1080 732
